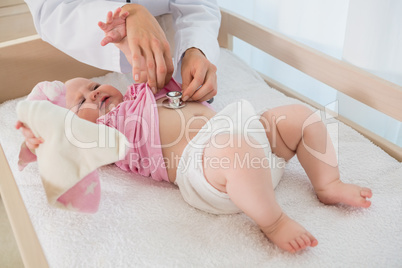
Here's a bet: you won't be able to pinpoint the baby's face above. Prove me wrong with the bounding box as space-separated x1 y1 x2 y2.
65 78 124 123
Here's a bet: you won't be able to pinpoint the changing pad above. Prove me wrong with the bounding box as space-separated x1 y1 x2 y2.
0 49 401 267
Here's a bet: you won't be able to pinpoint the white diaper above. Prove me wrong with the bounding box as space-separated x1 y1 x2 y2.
175 100 286 215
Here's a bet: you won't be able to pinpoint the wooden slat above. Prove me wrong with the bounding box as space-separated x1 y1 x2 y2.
0 12 37 42
0 0 25 8
0 3 37 42
218 9 233 50
259 72 402 162
0 144 49 268
0 35 109 103
0 3 29 17
220 9 402 122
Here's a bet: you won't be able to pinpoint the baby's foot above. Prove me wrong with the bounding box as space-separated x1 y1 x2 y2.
261 213 318 253
316 179 372 208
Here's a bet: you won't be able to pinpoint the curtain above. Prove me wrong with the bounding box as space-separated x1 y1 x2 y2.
218 0 401 146
342 0 402 145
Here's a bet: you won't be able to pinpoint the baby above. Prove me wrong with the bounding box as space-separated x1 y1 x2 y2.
15 8 372 253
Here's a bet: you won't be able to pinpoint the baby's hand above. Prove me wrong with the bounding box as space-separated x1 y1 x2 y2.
15 121 43 151
98 7 129 46
98 7 148 86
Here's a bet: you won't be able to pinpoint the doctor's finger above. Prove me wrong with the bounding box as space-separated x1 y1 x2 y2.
163 48 174 86
190 69 217 102
182 66 208 101
192 85 216 102
139 69 148 84
152 43 167 89
129 42 143 82
131 57 148 84
142 46 157 93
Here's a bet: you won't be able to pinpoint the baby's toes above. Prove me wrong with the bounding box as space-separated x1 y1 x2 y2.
307 233 318 247
361 188 372 198
281 242 296 253
290 240 301 252
296 237 308 250
359 198 371 208
358 188 372 208
301 234 312 247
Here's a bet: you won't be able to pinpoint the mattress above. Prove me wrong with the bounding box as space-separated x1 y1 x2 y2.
0 48 401 267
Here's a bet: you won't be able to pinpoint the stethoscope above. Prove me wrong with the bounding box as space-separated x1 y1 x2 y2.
162 91 186 109
162 90 214 109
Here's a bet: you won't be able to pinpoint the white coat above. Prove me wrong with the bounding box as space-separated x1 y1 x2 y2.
24 0 221 82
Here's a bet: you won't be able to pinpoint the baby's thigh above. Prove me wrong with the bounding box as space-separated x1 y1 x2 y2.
202 133 268 193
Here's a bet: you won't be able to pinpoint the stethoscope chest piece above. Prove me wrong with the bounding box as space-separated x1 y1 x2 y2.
163 91 186 109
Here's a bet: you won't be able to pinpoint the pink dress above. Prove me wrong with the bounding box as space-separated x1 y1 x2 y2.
96 79 212 182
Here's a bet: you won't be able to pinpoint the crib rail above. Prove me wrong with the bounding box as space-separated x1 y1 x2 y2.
0 144 49 268
0 35 109 103
218 8 402 122
218 8 402 161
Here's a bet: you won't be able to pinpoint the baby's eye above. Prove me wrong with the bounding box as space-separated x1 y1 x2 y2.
78 84 101 110
78 98 86 109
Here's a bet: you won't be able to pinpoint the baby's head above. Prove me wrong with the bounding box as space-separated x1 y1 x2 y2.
65 78 124 123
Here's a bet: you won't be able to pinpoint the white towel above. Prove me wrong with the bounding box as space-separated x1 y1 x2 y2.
0 49 400 267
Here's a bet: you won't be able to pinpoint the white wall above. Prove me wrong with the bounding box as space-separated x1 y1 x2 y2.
218 0 402 146
342 0 402 145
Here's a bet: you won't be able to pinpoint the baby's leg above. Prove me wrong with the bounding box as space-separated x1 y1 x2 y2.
203 134 317 253
260 104 372 208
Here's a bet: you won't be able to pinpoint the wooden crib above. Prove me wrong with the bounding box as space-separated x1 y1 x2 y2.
0 7 401 268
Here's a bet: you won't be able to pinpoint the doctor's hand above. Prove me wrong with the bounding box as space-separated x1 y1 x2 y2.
99 7 148 84
181 48 217 102
121 4 174 93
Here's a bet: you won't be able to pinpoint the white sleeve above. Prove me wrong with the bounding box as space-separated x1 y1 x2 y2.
24 0 221 77
24 0 131 73
169 0 221 81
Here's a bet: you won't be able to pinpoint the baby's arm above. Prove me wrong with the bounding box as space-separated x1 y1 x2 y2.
98 7 148 88
98 8 135 69
15 120 43 152
98 7 134 68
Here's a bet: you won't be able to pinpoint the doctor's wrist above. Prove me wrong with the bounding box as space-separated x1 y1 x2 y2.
121 3 144 16
184 47 206 58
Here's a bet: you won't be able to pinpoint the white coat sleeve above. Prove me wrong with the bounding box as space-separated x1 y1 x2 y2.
169 0 221 82
24 0 131 73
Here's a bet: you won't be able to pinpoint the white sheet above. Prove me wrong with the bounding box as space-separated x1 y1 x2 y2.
1 49 401 267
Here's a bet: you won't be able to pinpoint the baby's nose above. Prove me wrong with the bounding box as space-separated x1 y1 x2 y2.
89 90 100 101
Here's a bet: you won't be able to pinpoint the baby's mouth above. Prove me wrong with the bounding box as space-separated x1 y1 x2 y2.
100 96 110 109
